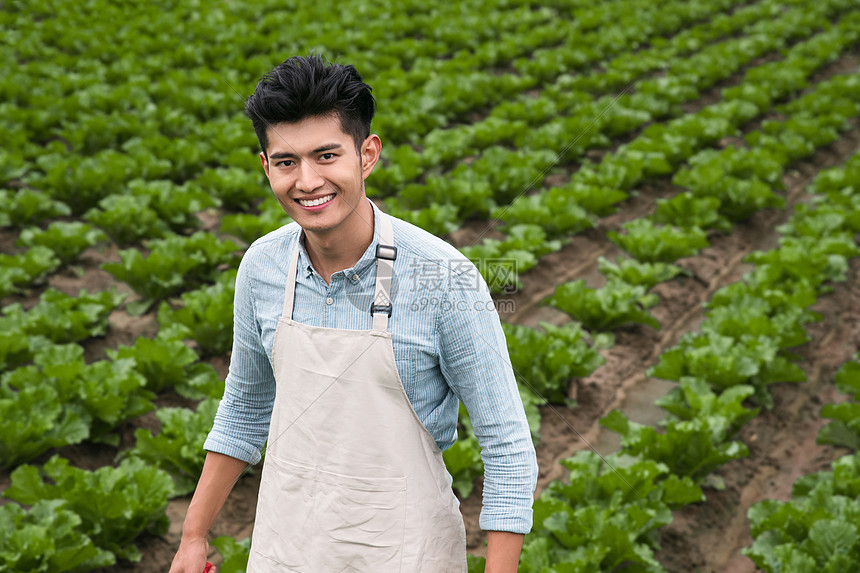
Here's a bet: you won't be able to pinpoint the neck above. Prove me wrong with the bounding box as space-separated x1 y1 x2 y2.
303 199 375 284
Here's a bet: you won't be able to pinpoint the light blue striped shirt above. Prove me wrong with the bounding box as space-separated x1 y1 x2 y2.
204 200 538 534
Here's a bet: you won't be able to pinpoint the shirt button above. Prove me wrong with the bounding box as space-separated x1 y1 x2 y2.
351 274 359 282
325 297 334 305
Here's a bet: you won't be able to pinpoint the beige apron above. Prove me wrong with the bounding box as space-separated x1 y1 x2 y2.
247 212 467 572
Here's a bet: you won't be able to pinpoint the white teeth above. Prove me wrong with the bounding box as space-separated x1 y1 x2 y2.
298 194 334 207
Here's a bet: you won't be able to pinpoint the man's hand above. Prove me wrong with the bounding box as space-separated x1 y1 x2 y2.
169 536 209 573
168 452 248 573
485 530 524 573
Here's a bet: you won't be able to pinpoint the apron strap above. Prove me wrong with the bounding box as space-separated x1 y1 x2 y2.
281 208 396 332
371 211 396 332
282 240 301 320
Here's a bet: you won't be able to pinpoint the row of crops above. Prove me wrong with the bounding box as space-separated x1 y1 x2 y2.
2 0 860 570
519 151 860 571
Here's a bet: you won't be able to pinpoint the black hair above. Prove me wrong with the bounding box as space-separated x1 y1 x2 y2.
245 53 375 157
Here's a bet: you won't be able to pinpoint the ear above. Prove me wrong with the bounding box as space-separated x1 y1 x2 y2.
359 134 382 180
260 151 270 179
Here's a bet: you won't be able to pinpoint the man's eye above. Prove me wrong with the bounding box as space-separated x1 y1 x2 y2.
320 153 335 160
277 160 294 167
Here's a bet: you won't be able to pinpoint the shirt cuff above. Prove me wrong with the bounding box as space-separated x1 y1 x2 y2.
479 506 534 535
203 432 263 465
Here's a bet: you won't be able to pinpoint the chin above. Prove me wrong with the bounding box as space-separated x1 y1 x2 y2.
300 216 341 234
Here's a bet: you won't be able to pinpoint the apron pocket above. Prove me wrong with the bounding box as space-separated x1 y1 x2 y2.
253 455 406 572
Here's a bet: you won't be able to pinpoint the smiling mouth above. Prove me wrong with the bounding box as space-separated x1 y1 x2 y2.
296 194 335 207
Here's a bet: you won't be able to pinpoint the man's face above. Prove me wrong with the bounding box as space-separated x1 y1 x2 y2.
261 115 379 238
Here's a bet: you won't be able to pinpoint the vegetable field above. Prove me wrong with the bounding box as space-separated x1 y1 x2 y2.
3 0 860 571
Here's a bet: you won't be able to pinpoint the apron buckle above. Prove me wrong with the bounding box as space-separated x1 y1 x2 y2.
376 244 397 260
370 302 393 317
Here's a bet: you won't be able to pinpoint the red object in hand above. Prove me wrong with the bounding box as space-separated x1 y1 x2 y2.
203 562 214 573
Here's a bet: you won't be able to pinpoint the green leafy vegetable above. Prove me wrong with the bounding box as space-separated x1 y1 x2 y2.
1 287 125 344
674 146 786 222
211 535 252 573
0 189 71 229
0 332 49 371
4 456 174 562
652 192 732 231
194 168 270 211
745 234 860 289
0 382 91 469
443 404 483 498
495 193 595 235
108 327 223 397
0 246 60 298
0 500 114 572
597 256 683 290
654 377 759 432
648 333 805 408
126 178 217 233
521 452 702 572
219 202 292 245
834 354 860 401
3 343 155 441
17 221 107 265
461 224 564 293
157 269 236 356
443 434 483 499
608 219 709 263
817 402 860 451
27 149 139 215
503 320 606 403
702 295 816 349
547 278 661 331
384 201 460 236
85 194 170 246
122 398 220 496
601 409 749 482
102 231 240 314
743 474 860 572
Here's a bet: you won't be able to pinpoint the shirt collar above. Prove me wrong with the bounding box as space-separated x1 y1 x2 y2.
296 198 382 280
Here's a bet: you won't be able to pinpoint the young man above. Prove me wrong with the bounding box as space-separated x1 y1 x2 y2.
170 54 537 573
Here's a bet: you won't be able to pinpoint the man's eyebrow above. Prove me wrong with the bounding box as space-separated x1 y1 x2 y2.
313 143 343 153
269 144 344 160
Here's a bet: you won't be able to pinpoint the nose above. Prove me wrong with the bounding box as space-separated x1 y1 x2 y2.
295 163 325 192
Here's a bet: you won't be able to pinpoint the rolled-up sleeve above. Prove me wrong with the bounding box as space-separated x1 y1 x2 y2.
203 252 276 465
437 267 538 534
